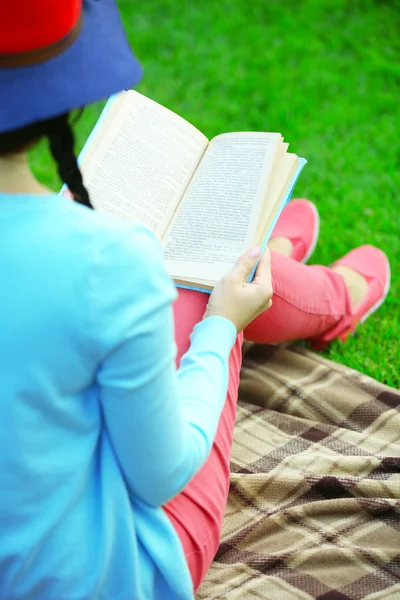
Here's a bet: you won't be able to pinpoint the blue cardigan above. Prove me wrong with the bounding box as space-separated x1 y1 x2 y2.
0 192 236 600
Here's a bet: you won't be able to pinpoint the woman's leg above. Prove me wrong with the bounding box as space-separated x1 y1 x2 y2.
163 288 242 593
164 252 353 593
244 250 352 343
170 251 353 352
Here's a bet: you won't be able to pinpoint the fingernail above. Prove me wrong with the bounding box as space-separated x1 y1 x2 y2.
249 246 261 259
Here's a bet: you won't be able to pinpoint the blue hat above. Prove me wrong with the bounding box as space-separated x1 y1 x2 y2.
0 0 143 135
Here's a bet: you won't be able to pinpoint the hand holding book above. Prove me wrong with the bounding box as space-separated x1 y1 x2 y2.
203 246 273 332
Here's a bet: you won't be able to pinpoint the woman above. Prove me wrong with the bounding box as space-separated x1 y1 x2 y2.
0 2 390 599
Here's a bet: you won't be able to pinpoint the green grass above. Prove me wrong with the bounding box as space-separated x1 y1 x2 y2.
31 0 400 387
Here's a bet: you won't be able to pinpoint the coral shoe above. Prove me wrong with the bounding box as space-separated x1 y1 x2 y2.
311 245 391 349
270 199 320 263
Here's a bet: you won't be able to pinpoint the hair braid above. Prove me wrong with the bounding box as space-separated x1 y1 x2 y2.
44 114 92 208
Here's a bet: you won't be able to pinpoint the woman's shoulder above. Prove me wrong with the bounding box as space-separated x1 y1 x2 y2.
58 195 163 267
60 198 177 353
61 194 151 238
66 197 176 292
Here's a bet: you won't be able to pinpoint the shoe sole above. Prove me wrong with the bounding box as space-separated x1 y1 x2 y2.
300 201 320 264
359 253 391 324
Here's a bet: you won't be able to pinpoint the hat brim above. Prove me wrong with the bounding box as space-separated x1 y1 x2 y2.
0 0 143 134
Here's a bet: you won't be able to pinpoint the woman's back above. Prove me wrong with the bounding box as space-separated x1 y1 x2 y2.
0 192 187 599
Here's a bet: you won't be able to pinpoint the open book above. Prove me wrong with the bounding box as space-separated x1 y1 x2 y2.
76 90 306 292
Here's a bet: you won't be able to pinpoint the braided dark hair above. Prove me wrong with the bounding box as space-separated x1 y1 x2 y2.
43 114 92 208
0 112 92 208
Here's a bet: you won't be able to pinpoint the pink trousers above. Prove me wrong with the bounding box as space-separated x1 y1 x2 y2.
163 251 353 593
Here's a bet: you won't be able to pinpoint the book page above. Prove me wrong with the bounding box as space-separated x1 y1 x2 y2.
162 132 281 282
80 91 209 238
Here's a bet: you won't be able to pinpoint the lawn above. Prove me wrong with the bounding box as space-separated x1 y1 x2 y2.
31 0 399 387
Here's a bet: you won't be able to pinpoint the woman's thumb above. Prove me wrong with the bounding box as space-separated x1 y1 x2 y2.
231 247 261 282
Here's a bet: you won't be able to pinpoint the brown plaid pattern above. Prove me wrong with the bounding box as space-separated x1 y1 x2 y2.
197 343 400 599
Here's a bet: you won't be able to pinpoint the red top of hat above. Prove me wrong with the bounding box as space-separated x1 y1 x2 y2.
0 0 81 54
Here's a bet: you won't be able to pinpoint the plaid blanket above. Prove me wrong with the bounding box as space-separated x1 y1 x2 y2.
197 343 400 599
